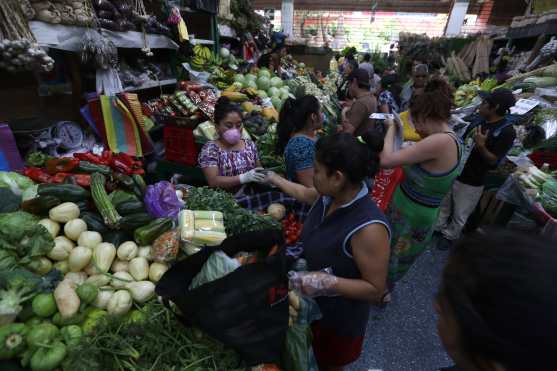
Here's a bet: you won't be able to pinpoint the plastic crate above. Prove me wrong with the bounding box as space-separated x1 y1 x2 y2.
163 126 198 166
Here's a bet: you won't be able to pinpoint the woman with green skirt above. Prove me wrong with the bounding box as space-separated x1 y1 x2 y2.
378 78 462 285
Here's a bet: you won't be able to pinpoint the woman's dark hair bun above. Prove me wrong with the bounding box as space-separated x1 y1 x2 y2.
214 96 242 124
315 132 384 184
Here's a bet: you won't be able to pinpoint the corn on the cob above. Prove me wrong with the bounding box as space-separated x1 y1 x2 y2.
179 210 195 242
193 210 224 222
192 230 227 247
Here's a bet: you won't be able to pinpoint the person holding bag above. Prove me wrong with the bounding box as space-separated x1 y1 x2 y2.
266 133 390 371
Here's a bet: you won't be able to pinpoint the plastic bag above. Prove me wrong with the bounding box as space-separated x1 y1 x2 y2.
189 251 241 290
144 181 184 219
152 229 181 263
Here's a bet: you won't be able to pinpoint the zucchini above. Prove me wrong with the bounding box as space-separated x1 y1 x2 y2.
21 196 61 215
116 200 145 215
109 190 138 208
91 173 121 229
119 213 152 231
132 174 147 196
81 212 109 234
76 161 112 175
75 200 90 213
134 218 173 246
38 184 90 202
104 230 133 247
113 172 135 190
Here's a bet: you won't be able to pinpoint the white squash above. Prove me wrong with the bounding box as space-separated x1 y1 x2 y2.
77 231 102 249
93 287 114 309
68 246 92 272
54 279 80 318
86 274 112 287
38 219 60 238
53 260 69 274
64 271 87 285
93 242 116 273
137 246 152 261
267 203 286 221
107 290 132 315
111 271 134 289
117 241 138 261
128 257 149 281
49 202 80 223
148 262 168 283
111 259 129 273
125 281 155 303
64 219 87 241
47 236 74 261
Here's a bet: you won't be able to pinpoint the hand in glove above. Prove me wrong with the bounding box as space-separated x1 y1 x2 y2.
239 168 266 184
289 270 339 298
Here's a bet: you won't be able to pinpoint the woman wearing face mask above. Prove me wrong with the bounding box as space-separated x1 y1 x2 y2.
266 133 390 371
276 95 323 187
380 78 462 285
436 230 557 371
198 97 263 190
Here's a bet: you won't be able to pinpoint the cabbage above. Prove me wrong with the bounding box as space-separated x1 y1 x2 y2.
0 172 34 196
271 97 283 111
233 74 245 84
245 80 258 89
280 91 290 100
245 74 257 82
257 90 268 98
257 76 271 91
270 77 283 88
268 87 280 97
258 69 271 79
220 48 230 59
231 82 243 90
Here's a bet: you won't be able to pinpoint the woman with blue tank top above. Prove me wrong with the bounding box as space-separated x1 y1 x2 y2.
267 133 390 370
276 95 323 187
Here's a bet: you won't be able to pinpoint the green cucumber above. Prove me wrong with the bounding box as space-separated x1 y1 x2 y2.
38 184 90 202
81 212 109 234
76 161 111 175
134 218 173 245
115 201 145 216
119 213 152 231
21 196 61 215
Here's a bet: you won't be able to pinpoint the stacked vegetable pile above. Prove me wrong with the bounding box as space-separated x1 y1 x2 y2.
516 165 557 218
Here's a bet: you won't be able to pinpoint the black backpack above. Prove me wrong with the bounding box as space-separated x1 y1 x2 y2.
155 229 292 366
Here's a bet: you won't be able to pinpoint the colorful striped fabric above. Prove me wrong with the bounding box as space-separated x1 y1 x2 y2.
99 95 143 157
0 124 24 171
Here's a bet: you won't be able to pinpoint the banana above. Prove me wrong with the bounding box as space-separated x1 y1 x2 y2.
221 91 248 102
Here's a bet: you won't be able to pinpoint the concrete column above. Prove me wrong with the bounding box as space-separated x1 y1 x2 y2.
445 0 470 36
281 0 294 37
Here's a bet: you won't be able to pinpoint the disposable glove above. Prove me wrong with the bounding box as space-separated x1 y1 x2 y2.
239 168 266 184
288 270 339 298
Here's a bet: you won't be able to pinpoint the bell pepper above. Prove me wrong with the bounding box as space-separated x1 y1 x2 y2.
51 173 91 187
23 167 52 183
30 341 67 371
101 150 113 166
45 158 80 175
0 323 28 359
74 152 103 165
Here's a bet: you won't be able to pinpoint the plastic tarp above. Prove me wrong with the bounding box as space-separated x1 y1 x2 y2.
30 21 179 51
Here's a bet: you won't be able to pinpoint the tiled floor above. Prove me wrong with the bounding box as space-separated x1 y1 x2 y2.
348 248 453 371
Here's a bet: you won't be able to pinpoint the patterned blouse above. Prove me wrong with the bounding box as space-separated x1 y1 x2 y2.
284 136 316 182
198 140 259 177
378 90 400 114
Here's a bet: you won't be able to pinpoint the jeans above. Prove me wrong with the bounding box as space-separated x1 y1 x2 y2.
435 180 484 241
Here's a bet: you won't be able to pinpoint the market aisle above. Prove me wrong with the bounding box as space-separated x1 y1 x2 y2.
348 248 452 371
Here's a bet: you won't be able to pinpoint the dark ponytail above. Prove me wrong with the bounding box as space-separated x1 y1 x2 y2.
315 132 383 184
275 95 320 155
214 96 243 125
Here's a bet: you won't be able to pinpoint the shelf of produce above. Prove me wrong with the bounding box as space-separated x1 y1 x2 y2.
30 21 179 52
124 79 177 92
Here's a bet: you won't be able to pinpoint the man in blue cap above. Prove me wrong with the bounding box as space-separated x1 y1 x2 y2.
435 88 517 250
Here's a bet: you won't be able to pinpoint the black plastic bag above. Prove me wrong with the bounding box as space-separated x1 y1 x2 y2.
155 229 291 366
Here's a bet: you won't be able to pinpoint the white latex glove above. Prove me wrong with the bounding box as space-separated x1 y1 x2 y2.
239 168 266 184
